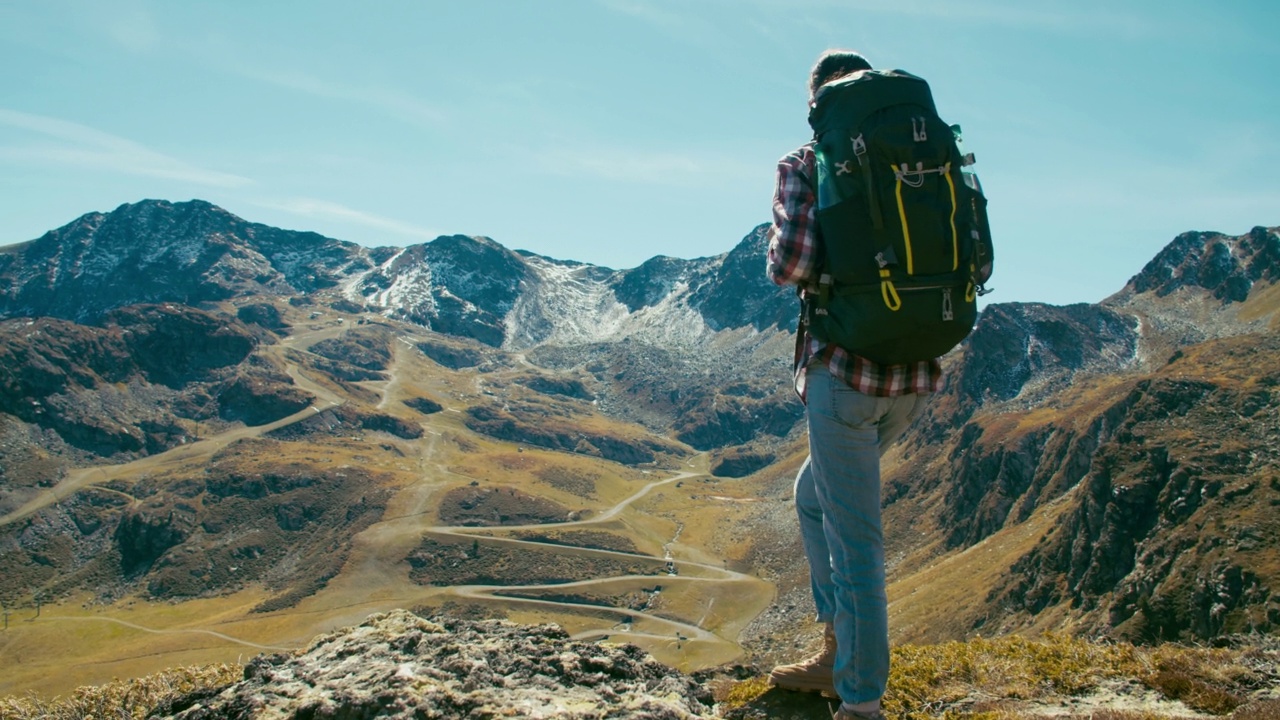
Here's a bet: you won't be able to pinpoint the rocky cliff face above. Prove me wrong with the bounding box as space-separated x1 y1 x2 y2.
687 224 798 333
985 332 1280 642
869 225 1280 644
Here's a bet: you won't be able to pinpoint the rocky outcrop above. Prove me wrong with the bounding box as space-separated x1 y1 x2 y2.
115 502 196 575
108 304 259 387
0 306 254 408
403 396 444 415
673 386 802 452
462 403 682 466
148 610 714 719
264 405 423 441
415 338 488 369
302 326 397 381
0 306 257 456
436 485 574 527
215 369 313 426
235 302 288 330
407 536 666 587
710 446 777 478
518 374 596 401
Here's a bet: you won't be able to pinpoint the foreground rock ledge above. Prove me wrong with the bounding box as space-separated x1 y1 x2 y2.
148 610 715 719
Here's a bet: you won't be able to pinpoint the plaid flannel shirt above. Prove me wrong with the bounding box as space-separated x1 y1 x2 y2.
766 143 943 401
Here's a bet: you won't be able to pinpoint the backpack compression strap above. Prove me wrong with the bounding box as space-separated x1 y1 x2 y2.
890 161 959 276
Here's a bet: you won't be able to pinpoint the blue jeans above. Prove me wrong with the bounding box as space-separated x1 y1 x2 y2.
794 365 930 704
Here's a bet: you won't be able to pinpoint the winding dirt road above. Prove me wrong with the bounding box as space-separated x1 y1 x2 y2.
430 465 769 649
4 314 773 677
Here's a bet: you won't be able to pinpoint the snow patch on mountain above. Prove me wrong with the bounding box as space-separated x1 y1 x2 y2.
505 256 632 349
504 256 726 352
618 282 718 348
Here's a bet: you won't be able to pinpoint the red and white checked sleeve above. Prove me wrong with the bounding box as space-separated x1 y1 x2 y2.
766 146 821 290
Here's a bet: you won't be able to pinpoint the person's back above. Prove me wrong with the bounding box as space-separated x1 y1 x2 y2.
765 48 990 720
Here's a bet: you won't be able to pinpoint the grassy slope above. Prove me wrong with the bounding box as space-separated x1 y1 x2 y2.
0 300 773 699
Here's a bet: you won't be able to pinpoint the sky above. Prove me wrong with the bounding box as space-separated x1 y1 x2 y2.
1 1 1277 307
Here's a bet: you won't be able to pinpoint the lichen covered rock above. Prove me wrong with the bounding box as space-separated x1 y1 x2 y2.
151 610 714 719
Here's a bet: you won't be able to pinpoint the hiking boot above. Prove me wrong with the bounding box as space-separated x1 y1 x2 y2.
768 622 836 696
832 706 885 720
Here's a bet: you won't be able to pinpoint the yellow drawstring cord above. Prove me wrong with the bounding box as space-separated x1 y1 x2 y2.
880 269 902 311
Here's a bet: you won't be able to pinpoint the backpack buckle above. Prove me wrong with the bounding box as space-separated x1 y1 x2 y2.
815 273 833 315
851 134 867 165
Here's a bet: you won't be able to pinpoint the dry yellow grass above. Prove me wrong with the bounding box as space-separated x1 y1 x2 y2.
0 664 240 720
886 486 1075 645
719 634 1280 720
4 613 1279 720
1235 278 1280 326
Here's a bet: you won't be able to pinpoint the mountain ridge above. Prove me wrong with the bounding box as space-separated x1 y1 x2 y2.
2 199 1278 702
0 199 796 352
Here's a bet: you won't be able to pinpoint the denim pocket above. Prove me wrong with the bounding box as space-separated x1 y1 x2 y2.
830 384 887 430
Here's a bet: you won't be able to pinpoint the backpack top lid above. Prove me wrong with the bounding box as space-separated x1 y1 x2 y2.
807 69 937 139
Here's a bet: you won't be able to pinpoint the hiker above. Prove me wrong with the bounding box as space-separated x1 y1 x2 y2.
765 49 991 720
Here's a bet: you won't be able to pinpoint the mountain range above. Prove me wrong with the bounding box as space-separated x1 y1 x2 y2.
1 199 1276 698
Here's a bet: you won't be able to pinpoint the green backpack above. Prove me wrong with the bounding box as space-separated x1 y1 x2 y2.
806 69 993 365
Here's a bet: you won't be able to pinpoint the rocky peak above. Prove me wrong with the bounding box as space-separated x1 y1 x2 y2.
611 254 701 313
421 234 532 314
1115 226 1280 303
352 235 535 347
0 199 365 322
606 224 794 333
687 223 796 332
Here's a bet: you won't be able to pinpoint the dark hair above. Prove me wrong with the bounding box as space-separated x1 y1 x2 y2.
808 49 872 100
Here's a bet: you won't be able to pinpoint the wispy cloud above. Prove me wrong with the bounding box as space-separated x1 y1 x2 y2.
595 0 731 52
598 0 700 35
529 142 760 186
0 108 251 187
104 5 161 53
253 197 440 242
889 0 1154 36
633 0 1173 40
237 67 446 128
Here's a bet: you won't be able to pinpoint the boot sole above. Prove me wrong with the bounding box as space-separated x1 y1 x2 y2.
768 679 839 699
